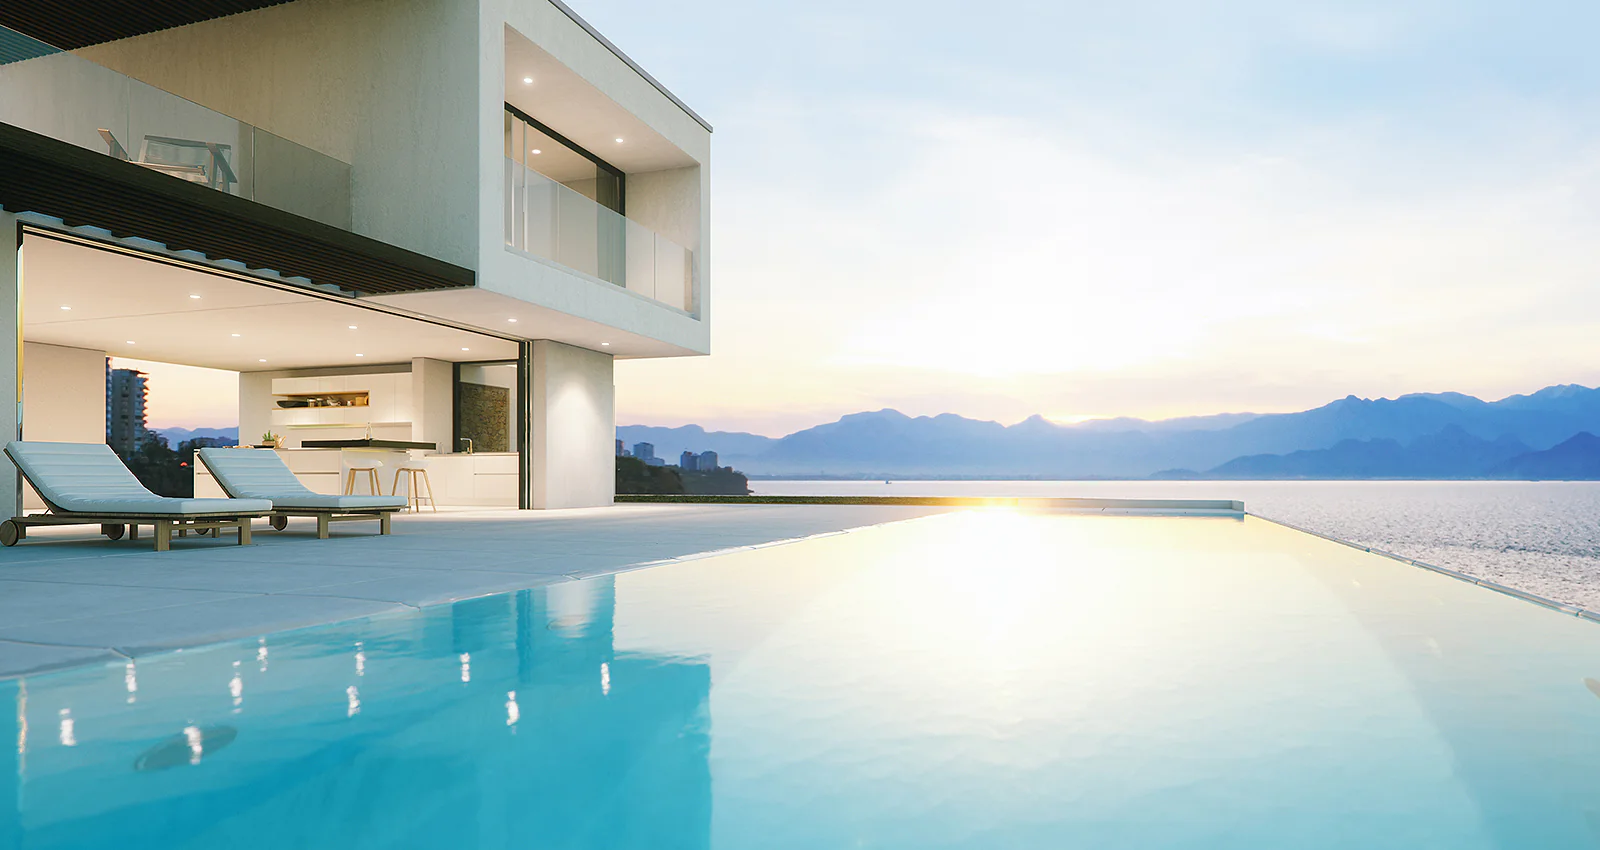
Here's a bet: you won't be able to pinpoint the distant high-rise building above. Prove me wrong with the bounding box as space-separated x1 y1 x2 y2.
632 442 657 464
616 439 626 456
697 450 719 471
679 450 698 471
106 364 150 458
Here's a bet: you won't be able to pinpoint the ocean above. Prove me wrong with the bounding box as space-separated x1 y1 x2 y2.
752 480 1600 610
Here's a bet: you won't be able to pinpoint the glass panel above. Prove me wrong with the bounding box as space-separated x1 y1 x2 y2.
624 218 657 302
456 362 518 454
654 235 693 312
0 23 351 226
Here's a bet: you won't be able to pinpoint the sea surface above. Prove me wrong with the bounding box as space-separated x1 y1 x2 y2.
753 480 1600 610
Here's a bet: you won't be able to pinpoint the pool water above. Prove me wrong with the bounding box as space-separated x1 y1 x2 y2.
5 511 1600 849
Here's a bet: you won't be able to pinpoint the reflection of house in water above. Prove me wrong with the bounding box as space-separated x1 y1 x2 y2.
1 578 712 849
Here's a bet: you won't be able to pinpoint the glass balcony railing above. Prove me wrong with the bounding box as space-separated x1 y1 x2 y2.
504 159 695 314
0 24 352 230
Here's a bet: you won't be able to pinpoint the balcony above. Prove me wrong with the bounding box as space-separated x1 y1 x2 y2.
0 24 351 230
503 160 695 314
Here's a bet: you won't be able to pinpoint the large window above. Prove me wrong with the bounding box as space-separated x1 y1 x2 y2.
504 106 623 215
454 361 518 454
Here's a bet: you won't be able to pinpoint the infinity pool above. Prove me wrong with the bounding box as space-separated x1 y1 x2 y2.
4 511 1600 849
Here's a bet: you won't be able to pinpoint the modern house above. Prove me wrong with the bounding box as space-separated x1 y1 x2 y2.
0 0 711 513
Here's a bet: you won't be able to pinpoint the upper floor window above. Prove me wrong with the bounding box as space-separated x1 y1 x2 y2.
504 106 623 216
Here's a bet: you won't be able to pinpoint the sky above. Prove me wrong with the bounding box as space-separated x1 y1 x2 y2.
582 0 1600 435
127 1 1600 436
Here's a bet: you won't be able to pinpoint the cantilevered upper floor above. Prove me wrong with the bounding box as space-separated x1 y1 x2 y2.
0 0 711 359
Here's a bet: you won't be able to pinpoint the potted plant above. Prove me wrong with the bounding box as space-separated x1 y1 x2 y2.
261 431 281 449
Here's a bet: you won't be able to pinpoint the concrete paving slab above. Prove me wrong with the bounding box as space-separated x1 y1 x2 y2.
0 640 123 677
0 579 250 628
0 594 412 657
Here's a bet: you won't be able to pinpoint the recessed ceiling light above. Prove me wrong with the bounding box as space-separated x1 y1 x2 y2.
348 325 358 330
601 342 611 347
461 347 470 352
125 340 135 345
355 353 364 357
231 333 241 338
614 137 624 143
189 294 201 299
507 318 518 323
530 149 541 155
258 359 267 363
522 77 533 84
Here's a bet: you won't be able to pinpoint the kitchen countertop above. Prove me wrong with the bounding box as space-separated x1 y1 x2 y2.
299 439 439 450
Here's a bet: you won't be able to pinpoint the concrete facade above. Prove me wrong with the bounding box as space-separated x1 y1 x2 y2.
531 340 615 509
0 0 713 510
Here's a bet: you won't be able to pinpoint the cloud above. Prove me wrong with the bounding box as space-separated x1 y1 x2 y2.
577 0 1600 433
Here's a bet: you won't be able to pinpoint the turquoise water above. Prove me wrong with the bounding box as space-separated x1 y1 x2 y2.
5 511 1600 848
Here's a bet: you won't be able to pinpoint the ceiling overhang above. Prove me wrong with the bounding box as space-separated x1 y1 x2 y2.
0 0 293 52
0 121 474 296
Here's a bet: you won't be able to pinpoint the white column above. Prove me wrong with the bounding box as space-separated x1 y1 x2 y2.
530 340 614 509
0 212 20 521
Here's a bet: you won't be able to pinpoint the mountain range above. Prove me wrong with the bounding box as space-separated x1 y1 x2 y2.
618 383 1600 479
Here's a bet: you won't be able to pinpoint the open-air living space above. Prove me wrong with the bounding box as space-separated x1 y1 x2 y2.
3 1 1600 848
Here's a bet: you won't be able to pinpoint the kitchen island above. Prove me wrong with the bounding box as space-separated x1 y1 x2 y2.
194 445 521 507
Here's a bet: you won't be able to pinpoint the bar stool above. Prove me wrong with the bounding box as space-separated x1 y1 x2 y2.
344 459 384 495
391 456 436 512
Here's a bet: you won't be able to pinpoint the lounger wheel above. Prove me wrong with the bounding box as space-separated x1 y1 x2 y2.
101 523 125 541
0 520 19 547
270 515 289 532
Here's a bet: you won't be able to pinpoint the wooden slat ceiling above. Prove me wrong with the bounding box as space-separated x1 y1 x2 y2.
0 0 293 51
0 122 475 296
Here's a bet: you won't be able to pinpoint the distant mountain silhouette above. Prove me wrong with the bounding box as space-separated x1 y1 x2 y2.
1488 432 1600 479
1169 426 1531 479
151 426 239 445
620 383 1600 479
614 424 777 466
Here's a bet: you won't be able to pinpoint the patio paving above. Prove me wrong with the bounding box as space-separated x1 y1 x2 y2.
0 503 951 678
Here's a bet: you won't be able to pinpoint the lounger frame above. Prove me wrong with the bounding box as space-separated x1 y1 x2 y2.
1 446 270 552
196 452 399 539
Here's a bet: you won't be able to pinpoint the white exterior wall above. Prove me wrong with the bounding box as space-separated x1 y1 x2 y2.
477 0 712 353
0 213 19 520
20 343 108 510
75 0 482 268
530 340 613 508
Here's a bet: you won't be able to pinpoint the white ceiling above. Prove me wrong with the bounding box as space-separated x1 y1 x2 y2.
22 236 519 371
504 29 698 175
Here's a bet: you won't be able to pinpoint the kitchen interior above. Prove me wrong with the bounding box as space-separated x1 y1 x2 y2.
197 357 523 507
21 232 527 510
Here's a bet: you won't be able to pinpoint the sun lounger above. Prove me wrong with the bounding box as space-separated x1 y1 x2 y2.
1 441 273 552
197 447 405 538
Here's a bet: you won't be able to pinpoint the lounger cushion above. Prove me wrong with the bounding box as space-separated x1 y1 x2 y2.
264 495 407 510
6 441 272 515
199 448 406 510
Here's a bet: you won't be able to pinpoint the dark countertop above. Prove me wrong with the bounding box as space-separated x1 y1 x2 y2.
299 439 438 450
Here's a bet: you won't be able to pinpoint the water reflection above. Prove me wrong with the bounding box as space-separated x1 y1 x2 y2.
0 575 712 850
